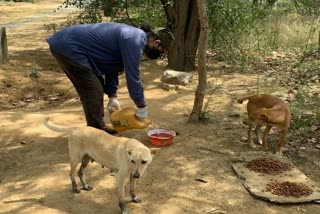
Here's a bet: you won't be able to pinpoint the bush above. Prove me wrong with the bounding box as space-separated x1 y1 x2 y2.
290 87 320 137
207 0 261 62
56 0 165 28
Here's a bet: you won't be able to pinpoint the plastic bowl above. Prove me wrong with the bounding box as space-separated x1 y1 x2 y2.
147 129 176 147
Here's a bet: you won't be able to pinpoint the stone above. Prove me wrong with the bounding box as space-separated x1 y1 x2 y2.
160 69 193 86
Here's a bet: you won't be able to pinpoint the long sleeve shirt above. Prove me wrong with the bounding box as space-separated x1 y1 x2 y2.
47 22 146 106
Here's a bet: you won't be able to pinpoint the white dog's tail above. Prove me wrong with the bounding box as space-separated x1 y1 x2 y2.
43 117 71 133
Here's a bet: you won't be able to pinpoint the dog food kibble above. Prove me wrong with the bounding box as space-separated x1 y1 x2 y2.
245 158 293 175
266 181 313 198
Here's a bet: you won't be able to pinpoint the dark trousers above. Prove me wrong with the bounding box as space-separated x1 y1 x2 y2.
50 49 105 130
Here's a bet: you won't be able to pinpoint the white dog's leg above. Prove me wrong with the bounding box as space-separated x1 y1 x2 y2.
116 170 129 214
70 161 80 193
130 173 141 203
78 154 93 191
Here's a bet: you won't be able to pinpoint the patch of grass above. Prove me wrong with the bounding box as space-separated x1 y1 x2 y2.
290 87 320 137
256 74 282 95
250 14 319 51
223 11 319 71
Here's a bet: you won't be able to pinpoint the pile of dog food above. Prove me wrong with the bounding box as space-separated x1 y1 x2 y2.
245 157 293 175
265 181 314 198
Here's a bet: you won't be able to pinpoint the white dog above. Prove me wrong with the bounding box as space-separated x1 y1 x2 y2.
43 117 160 214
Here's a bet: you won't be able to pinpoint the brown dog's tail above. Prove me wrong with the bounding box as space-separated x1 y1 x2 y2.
43 117 71 133
237 95 254 104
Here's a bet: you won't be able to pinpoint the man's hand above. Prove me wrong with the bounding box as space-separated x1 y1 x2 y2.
107 97 120 113
136 106 148 120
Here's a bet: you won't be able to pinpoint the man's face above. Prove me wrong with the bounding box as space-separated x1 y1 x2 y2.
144 39 164 60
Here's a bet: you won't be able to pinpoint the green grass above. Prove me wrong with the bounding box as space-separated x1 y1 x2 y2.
290 87 320 136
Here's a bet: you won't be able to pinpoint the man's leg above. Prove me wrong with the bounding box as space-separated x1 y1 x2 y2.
49 49 110 131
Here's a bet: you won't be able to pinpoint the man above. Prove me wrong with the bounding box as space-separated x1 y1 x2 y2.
47 22 174 134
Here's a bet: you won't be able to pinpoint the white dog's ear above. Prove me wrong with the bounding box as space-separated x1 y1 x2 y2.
150 148 161 155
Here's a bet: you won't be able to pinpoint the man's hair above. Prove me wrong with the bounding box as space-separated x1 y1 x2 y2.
140 23 174 59
151 28 174 50
140 23 161 59
140 23 152 33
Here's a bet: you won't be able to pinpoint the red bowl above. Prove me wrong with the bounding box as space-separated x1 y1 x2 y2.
147 129 176 147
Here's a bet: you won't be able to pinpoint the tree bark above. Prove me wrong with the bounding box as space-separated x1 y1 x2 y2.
318 30 320 56
189 0 208 122
160 0 175 31
102 0 116 17
168 0 200 72
0 27 9 65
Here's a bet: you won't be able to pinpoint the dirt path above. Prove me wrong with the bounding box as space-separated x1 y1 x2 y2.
1 1 319 214
1 0 75 28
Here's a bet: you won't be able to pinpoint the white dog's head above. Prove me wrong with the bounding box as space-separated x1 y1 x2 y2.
127 143 160 178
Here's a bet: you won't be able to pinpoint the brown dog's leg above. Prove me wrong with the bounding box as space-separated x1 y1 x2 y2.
248 124 256 148
276 128 287 155
262 125 272 152
78 154 93 191
254 124 263 145
129 173 141 203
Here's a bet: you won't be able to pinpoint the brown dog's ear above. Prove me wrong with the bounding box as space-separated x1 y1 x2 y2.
150 148 161 155
259 113 269 121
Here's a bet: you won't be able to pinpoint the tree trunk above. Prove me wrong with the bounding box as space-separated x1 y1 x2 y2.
189 0 208 122
318 30 320 56
102 0 116 17
266 0 277 8
0 27 9 65
160 0 175 31
168 0 200 72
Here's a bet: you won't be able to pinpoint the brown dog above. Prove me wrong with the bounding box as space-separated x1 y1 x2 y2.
237 94 291 155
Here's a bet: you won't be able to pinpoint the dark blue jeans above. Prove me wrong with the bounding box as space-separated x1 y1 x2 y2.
50 49 105 130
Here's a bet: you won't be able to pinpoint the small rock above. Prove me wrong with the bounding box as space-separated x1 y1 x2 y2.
224 125 232 130
240 136 247 142
228 113 240 118
297 206 307 212
207 207 226 214
25 94 33 99
308 138 317 144
195 178 208 183
158 82 179 91
49 97 59 101
25 98 33 103
38 199 45 204
18 101 27 107
206 136 216 140
161 70 193 86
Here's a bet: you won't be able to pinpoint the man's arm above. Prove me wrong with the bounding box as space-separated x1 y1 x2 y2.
119 35 146 106
103 71 119 97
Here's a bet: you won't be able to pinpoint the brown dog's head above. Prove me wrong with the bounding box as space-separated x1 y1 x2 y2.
126 142 160 178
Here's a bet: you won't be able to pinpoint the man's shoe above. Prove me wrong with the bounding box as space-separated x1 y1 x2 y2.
104 126 118 135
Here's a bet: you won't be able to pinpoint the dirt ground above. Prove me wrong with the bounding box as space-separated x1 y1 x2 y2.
1 1 319 214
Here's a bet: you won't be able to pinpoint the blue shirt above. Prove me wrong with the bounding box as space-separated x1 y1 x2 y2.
47 22 146 106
